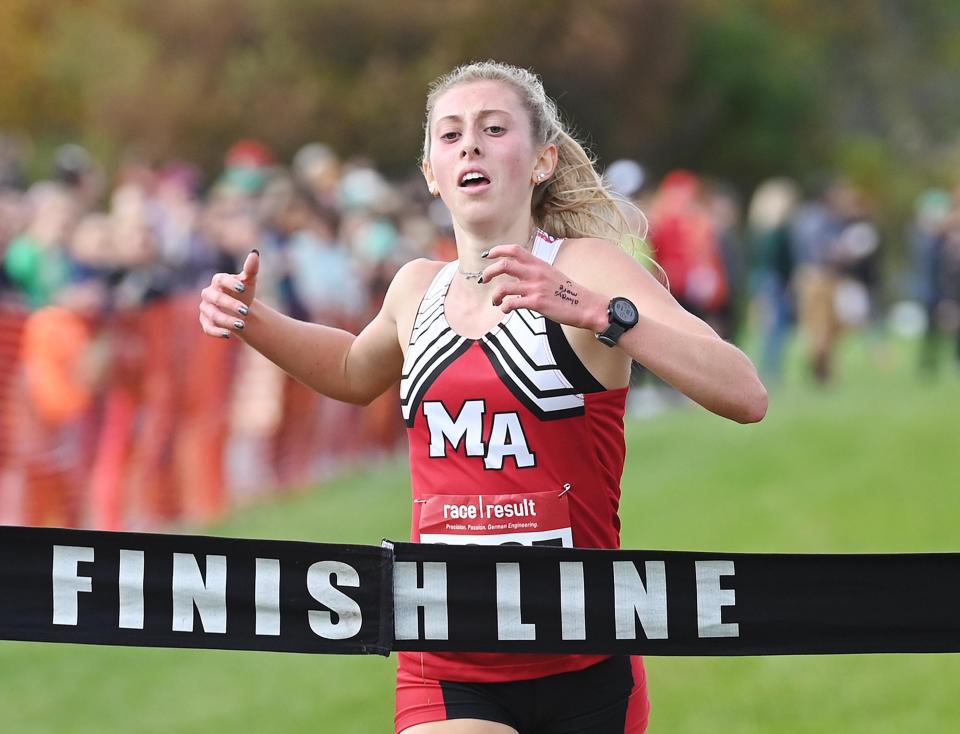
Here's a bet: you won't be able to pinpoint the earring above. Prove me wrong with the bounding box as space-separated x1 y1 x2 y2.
428 182 439 196
535 173 546 184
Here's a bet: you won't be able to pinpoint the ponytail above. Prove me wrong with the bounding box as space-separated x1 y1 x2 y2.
535 131 645 251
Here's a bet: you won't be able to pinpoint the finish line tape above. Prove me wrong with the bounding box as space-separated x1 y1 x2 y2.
2 526 958 656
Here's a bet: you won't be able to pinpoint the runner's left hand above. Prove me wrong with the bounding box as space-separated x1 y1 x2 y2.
479 244 607 332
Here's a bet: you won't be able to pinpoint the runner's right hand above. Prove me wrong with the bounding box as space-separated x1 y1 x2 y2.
198 249 259 339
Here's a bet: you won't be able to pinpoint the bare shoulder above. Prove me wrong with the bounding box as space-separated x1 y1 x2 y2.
391 257 448 287
554 236 658 291
381 259 448 355
383 257 448 315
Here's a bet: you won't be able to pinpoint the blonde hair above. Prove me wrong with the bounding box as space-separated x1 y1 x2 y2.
422 60 648 256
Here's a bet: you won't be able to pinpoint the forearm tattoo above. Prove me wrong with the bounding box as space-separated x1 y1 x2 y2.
554 280 580 305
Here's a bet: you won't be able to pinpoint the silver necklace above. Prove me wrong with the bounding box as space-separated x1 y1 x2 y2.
457 228 538 281
457 266 486 280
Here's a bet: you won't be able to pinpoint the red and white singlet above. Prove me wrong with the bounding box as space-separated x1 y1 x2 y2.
399 230 630 683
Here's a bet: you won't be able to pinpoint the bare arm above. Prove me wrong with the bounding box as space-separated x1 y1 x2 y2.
199 251 424 405
240 301 402 406
593 264 768 424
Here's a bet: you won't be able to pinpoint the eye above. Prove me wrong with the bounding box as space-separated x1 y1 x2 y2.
486 125 506 136
439 131 461 142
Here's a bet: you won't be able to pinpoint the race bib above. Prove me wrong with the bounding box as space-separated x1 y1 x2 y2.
418 490 573 547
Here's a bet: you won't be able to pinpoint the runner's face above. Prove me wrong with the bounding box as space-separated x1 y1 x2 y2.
426 81 540 226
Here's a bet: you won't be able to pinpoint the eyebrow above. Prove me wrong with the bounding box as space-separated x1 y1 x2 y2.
434 109 514 126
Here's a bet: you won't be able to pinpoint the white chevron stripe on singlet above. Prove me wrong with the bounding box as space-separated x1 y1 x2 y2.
483 315 577 395
481 320 585 415
490 305 564 377
409 288 446 342
400 230 588 424
400 261 465 423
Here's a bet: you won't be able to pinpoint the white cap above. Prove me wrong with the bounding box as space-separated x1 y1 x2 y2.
604 159 646 197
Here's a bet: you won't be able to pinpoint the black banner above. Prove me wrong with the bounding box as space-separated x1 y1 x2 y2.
0 525 393 655
2 526 959 656
391 542 960 655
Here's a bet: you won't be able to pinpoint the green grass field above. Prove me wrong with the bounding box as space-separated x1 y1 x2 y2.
1 336 959 732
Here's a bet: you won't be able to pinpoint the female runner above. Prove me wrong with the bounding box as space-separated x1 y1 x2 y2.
199 61 768 734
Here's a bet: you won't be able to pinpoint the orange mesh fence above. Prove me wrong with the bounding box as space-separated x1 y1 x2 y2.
0 304 28 524
0 297 404 531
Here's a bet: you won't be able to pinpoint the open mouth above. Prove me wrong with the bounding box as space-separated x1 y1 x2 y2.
459 171 491 188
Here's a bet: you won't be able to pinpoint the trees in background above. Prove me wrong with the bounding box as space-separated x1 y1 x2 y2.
2 0 959 207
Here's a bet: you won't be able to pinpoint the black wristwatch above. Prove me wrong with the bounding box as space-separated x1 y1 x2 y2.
595 297 639 347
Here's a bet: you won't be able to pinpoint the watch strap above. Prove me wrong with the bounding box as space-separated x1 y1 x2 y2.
595 321 626 347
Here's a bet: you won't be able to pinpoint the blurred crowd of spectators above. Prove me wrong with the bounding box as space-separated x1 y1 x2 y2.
741 177 960 383
0 136 455 530
1 135 958 530
622 164 960 387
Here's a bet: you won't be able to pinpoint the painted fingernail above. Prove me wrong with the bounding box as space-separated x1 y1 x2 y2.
234 320 245 331
234 282 246 293
477 275 484 284
238 305 249 316
480 250 489 259
251 248 260 255
221 331 231 339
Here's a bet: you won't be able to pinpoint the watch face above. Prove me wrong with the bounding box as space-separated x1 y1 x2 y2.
612 298 638 325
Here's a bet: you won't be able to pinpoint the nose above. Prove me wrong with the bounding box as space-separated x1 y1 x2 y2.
460 130 481 158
